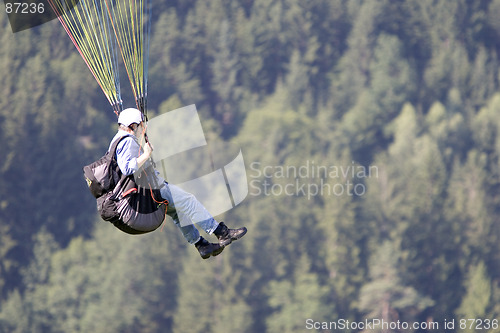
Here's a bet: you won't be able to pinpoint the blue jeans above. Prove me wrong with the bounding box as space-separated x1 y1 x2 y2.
160 183 219 244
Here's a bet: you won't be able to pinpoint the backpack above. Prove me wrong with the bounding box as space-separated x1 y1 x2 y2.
83 136 167 234
83 135 129 199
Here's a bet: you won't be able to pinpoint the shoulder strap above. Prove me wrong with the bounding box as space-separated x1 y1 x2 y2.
109 134 133 156
107 134 133 185
110 134 137 188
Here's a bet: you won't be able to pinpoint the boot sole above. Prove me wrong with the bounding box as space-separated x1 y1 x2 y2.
201 246 225 259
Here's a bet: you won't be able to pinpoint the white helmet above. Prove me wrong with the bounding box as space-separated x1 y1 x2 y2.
118 108 144 127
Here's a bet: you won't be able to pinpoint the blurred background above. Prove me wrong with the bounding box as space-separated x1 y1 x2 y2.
1 0 500 332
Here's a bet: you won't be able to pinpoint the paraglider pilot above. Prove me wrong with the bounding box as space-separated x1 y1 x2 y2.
110 108 247 259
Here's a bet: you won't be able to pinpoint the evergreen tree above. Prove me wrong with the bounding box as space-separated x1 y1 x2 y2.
0 228 59 332
173 250 252 333
332 0 385 116
266 254 328 333
339 33 415 159
315 148 366 321
456 261 491 333
358 241 434 333
210 18 245 136
0 224 16 298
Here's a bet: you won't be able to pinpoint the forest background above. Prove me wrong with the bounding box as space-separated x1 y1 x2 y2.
1 0 500 332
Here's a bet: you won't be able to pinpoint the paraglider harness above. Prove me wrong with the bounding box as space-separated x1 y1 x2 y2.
83 135 167 234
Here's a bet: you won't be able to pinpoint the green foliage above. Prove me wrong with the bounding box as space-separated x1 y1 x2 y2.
3 0 500 332
173 250 252 333
266 254 329 333
0 223 183 333
358 241 434 332
456 261 491 333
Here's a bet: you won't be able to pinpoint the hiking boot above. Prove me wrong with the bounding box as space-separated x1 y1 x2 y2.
195 237 224 259
214 222 247 246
